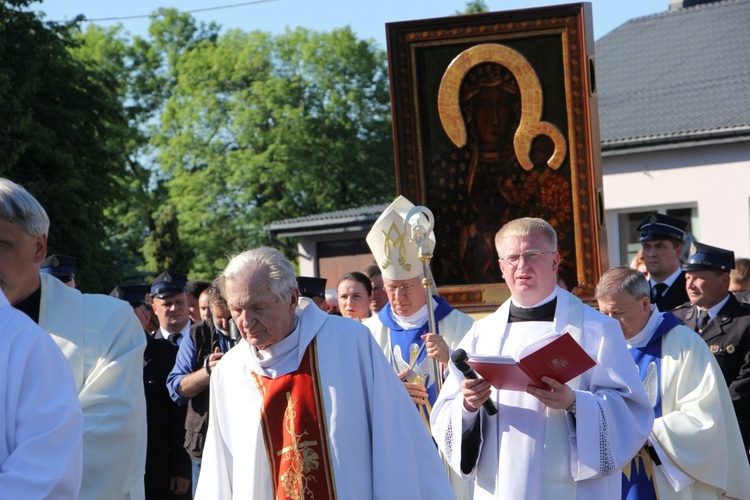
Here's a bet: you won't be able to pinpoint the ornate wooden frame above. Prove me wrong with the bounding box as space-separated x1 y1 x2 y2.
386 3 608 312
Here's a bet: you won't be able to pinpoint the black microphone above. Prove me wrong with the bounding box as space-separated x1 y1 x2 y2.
229 318 241 347
451 349 498 415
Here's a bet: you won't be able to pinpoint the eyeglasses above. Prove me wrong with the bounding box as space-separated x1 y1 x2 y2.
500 251 554 266
383 284 416 294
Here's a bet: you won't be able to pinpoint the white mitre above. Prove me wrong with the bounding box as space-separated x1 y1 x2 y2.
366 196 436 281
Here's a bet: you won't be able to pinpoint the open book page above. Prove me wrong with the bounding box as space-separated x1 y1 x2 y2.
465 330 560 366
516 330 563 359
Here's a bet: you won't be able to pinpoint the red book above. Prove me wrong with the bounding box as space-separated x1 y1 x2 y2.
466 332 596 391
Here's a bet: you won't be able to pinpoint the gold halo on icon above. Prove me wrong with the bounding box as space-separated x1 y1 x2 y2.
437 43 567 171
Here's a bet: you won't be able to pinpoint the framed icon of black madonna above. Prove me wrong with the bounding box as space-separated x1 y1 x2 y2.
386 3 608 312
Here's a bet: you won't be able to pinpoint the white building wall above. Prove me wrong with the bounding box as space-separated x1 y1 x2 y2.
602 141 750 266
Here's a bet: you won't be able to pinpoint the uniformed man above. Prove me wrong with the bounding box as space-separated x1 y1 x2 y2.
150 271 191 345
637 212 690 311
111 284 192 498
40 254 76 288
672 242 750 460
111 284 153 331
297 276 329 311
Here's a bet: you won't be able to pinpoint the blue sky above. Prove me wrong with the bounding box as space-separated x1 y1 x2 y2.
32 0 668 47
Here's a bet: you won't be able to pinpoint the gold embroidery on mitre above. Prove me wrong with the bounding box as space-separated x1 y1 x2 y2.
380 221 411 272
278 392 320 499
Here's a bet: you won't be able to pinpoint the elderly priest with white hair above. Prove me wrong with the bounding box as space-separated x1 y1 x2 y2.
195 246 454 499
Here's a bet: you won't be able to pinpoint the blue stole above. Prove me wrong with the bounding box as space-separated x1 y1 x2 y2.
378 296 454 422
622 312 681 500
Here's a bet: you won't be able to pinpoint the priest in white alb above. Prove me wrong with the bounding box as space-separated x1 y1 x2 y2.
431 218 654 499
596 266 750 499
195 247 454 499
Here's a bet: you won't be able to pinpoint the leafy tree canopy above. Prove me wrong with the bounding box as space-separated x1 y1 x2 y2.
151 24 394 279
72 10 395 283
0 0 131 292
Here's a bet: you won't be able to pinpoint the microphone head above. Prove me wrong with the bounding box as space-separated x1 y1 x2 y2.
451 348 468 365
229 318 241 342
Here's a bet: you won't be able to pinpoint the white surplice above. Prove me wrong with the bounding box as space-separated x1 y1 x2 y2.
431 288 654 499
38 273 147 500
0 288 82 498
628 314 750 499
196 297 454 499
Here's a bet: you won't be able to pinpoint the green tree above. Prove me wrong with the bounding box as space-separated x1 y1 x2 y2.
7 6 395 285
71 11 221 282
0 0 131 292
154 26 394 278
142 204 194 273
457 0 490 14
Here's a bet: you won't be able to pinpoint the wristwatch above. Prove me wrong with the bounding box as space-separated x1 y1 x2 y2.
204 355 212 376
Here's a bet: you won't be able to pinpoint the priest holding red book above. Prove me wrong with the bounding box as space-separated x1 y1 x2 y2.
431 217 653 499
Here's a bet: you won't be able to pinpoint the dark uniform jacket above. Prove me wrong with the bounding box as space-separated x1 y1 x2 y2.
143 333 191 498
653 271 690 312
673 294 750 456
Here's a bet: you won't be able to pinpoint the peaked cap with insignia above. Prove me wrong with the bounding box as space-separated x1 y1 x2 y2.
683 242 735 273
637 212 688 243
110 284 150 308
150 270 188 299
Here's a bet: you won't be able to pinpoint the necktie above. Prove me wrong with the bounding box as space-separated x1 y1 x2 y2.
168 333 181 345
696 309 710 332
652 283 668 304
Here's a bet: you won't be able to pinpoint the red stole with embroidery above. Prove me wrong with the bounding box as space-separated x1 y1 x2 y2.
252 340 337 499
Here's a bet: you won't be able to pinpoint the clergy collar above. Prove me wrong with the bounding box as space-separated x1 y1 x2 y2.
508 288 557 323
509 299 556 323
626 305 661 348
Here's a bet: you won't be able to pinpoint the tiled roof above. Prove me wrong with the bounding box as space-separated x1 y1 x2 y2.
269 203 388 236
596 0 750 149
